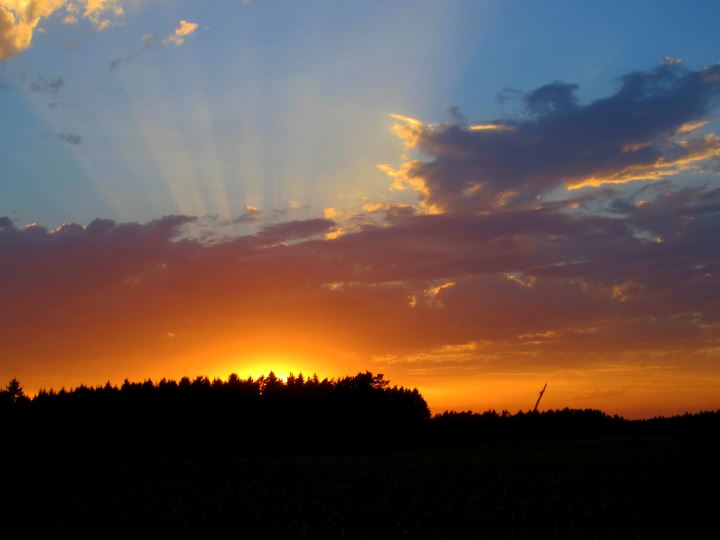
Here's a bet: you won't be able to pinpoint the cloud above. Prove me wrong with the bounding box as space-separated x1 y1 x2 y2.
162 19 198 47
2 182 718 379
0 1 127 61
273 200 309 218
82 0 124 31
524 81 578 116
496 87 522 104
230 214 259 225
109 33 158 70
30 75 63 95
408 280 456 309
110 21 199 70
257 218 335 243
384 62 720 213
56 131 81 144
0 0 62 61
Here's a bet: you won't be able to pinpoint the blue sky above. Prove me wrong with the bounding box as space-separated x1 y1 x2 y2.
2 1 718 226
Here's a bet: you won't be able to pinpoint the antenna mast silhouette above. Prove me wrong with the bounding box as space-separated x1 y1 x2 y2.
533 383 547 412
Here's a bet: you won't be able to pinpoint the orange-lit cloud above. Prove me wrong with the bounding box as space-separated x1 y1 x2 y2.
568 134 720 189
388 113 424 148
162 19 198 47
1 0 66 61
0 0 126 61
677 119 709 134
468 123 515 132
376 161 442 215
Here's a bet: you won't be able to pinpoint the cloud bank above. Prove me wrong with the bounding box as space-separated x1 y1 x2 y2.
385 62 720 213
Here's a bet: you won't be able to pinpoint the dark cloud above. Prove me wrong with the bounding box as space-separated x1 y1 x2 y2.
227 206 261 225
57 132 82 145
257 218 335 242
48 101 80 110
230 212 260 224
496 87 522 104
1 187 717 371
30 76 64 95
448 105 465 123
108 22 198 72
109 57 126 71
404 62 720 212
109 35 161 71
272 202 308 218
524 81 578 116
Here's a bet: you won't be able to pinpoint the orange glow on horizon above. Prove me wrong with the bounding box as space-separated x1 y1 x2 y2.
12 340 720 421
225 353 324 382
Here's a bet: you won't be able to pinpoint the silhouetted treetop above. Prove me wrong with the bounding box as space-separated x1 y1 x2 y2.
6 378 24 402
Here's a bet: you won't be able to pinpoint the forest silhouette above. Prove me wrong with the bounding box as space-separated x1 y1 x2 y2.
2 372 718 458
1 372 430 457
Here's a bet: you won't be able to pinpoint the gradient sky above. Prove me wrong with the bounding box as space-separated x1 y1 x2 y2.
2 1 720 417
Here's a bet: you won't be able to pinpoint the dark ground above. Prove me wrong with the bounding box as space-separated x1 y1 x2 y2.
5 437 718 538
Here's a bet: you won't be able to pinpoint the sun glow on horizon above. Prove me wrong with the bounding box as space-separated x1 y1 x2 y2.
226 354 331 383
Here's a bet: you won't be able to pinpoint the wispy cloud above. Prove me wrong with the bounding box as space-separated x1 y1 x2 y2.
30 75 64 95
110 20 199 70
56 131 82 145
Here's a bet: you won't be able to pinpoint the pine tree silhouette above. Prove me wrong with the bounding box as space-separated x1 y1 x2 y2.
6 378 23 404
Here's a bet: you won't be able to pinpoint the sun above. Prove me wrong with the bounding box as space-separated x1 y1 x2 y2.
231 354 310 382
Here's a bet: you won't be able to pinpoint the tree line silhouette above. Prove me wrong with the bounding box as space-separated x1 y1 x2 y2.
0 372 429 457
1 373 718 458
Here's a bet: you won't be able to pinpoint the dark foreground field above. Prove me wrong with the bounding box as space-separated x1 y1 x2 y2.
6 437 718 538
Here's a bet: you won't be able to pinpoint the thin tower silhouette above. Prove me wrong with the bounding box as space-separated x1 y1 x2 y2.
533 383 547 412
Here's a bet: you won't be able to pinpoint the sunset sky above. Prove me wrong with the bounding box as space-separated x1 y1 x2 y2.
2 1 720 417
